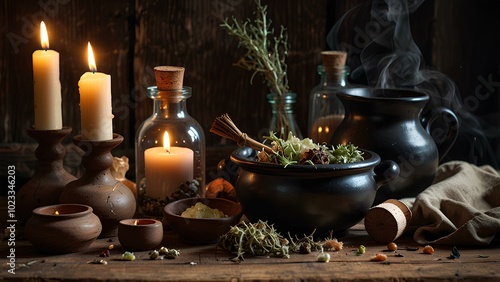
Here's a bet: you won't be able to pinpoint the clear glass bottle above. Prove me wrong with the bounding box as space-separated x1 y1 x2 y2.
307 65 349 144
135 86 205 217
263 92 303 140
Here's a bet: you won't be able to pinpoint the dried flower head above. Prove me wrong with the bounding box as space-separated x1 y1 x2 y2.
323 230 343 251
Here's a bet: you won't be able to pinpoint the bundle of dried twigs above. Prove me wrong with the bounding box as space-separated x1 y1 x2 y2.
210 114 274 154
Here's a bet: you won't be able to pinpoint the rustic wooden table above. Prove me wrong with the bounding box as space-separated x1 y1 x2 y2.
2 219 499 282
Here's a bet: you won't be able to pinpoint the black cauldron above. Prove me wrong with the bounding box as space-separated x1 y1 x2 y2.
230 147 399 236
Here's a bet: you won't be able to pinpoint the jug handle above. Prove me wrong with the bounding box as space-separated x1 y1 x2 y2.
421 107 460 162
374 160 400 190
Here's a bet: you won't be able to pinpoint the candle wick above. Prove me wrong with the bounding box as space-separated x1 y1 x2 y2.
165 149 170 154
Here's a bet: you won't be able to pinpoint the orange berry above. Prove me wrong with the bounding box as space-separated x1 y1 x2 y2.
423 245 435 255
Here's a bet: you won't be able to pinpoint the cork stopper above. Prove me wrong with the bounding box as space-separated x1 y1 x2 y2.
321 51 347 69
364 199 412 244
154 66 185 90
321 51 347 81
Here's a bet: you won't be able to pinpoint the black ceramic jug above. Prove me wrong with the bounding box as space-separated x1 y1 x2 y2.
330 88 459 204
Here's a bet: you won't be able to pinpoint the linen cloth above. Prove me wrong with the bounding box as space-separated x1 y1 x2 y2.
401 161 500 246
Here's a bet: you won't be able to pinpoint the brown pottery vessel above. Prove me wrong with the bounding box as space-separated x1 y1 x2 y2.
118 219 163 251
59 134 136 237
25 204 102 254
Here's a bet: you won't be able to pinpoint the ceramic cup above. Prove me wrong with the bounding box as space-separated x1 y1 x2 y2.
118 219 163 251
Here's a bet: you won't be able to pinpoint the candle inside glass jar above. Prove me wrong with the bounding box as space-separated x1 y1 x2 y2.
144 131 194 200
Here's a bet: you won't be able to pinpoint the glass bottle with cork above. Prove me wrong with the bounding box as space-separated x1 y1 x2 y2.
135 66 205 217
307 51 349 144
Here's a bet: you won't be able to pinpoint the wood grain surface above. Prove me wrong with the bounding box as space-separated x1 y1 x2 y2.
2 222 499 281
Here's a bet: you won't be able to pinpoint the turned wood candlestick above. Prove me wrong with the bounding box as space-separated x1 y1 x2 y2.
17 126 77 223
59 134 136 238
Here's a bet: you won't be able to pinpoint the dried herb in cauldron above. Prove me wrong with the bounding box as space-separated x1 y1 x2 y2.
258 131 364 166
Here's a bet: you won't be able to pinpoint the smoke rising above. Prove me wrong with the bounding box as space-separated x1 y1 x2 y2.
327 0 499 167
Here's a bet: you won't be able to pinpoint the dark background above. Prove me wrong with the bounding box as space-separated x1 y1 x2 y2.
1 0 499 186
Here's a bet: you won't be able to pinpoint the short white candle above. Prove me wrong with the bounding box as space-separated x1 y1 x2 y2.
32 21 62 130
145 131 194 200
78 42 113 141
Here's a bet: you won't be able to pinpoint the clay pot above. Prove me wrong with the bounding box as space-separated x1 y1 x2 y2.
118 219 163 251
331 88 459 204
230 147 399 236
59 134 136 237
25 204 101 254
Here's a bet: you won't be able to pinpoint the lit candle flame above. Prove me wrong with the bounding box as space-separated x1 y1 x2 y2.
133 220 138 225
163 131 171 153
54 210 59 215
87 42 97 73
40 21 49 50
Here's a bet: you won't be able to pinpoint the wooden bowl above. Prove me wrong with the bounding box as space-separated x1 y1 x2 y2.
163 198 243 244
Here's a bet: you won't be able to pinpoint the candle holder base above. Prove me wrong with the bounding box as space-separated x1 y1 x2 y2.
59 134 136 238
17 127 77 223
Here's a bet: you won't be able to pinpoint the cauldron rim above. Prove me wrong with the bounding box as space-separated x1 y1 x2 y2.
338 87 429 103
230 147 380 176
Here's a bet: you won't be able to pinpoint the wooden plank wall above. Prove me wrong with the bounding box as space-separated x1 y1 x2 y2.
1 0 499 183
1 0 327 181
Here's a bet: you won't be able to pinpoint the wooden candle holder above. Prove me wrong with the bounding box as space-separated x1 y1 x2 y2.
17 126 77 223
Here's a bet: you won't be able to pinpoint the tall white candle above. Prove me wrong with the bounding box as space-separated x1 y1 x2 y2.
32 21 62 130
145 132 194 200
78 42 113 141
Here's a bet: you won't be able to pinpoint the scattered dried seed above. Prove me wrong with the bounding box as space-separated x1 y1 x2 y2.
405 246 419 251
108 244 114 250
387 242 398 251
478 254 490 258
149 250 160 260
356 245 366 255
423 245 435 255
317 252 331 263
370 253 388 262
164 249 180 259
158 246 169 256
122 251 136 261
99 249 110 257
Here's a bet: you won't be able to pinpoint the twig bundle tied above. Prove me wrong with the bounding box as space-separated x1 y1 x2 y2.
210 114 274 154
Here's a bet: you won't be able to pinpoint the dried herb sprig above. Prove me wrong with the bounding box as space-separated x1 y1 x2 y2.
220 0 290 96
288 230 323 254
218 220 290 261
